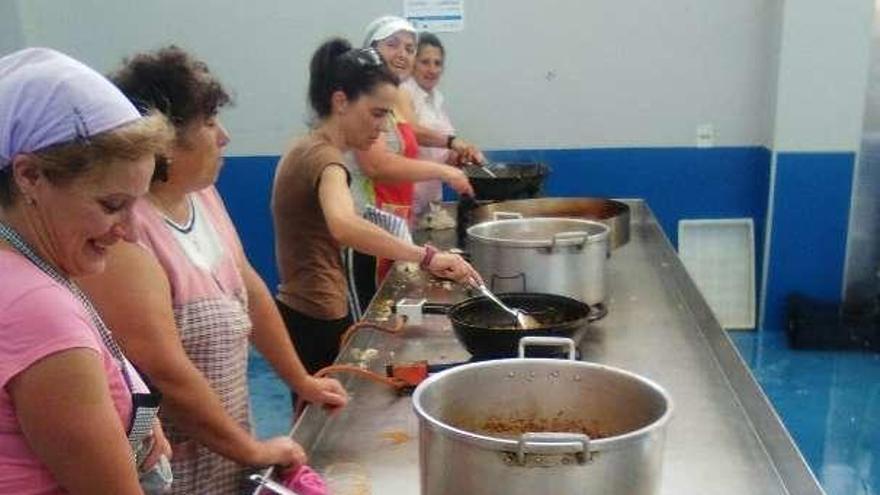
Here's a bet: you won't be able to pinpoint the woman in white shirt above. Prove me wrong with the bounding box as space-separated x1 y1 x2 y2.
401 32 485 216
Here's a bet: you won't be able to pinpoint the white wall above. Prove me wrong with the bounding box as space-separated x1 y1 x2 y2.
862 0 880 133
9 0 779 155
772 0 874 151
0 1 24 54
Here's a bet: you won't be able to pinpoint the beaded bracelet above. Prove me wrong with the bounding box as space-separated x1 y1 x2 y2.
419 244 438 270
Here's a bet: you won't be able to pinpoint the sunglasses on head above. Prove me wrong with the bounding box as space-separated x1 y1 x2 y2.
341 47 383 68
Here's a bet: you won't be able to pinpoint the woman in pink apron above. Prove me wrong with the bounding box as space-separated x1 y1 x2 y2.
0 48 173 494
78 46 348 494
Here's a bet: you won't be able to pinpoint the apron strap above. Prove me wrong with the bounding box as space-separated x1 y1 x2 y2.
0 221 159 464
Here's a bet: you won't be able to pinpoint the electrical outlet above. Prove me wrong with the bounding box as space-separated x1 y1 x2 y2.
696 123 716 148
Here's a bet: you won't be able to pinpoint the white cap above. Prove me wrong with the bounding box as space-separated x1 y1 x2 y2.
362 15 417 48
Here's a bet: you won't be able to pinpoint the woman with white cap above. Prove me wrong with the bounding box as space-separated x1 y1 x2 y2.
341 15 485 317
362 15 484 168
351 15 483 219
0 48 173 494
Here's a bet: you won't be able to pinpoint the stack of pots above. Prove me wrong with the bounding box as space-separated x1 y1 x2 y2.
466 217 610 306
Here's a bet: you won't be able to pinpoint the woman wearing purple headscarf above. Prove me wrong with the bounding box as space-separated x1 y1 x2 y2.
0 48 173 494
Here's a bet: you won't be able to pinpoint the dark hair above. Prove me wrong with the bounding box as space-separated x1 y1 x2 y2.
109 46 231 181
308 37 398 118
417 32 445 58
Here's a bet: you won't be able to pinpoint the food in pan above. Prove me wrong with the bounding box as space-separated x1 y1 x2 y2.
459 306 567 330
452 412 605 439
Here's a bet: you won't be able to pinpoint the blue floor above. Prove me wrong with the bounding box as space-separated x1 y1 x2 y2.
730 331 880 495
247 348 293 439
249 335 880 494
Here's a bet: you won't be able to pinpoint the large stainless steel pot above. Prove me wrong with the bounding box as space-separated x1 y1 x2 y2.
412 337 673 495
470 197 631 249
467 217 609 305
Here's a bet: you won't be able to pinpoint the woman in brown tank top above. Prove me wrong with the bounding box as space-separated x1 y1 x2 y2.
272 37 481 386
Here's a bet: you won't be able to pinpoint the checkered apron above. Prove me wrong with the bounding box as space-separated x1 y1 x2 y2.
129 188 256 494
163 296 252 495
0 221 160 466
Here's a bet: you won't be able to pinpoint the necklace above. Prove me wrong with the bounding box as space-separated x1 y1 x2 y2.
148 191 193 227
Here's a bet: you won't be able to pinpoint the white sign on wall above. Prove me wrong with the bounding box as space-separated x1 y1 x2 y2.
404 0 464 32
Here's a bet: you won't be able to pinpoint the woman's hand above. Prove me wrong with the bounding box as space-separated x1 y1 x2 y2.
427 251 483 285
254 436 307 469
140 420 172 472
445 149 461 166
440 166 474 197
450 137 486 165
294 376 349 411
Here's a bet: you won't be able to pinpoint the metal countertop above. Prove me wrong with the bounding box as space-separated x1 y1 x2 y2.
256 200 823 495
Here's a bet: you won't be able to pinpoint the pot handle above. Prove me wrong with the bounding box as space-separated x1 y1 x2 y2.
249 474 299 495
550 231 589 250
516 432 592 466
492 211 523 221
518 336 576 360
420 302 451 314
391 299 450 315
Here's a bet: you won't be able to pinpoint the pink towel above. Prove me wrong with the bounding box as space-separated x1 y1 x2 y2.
281 465 327 495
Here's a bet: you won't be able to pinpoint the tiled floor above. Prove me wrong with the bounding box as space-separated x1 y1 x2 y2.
249 333 880 494
730 331 880 495
248 348 293 439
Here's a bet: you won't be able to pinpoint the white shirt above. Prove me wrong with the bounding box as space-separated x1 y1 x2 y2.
161 195 225 271
401 77 456 215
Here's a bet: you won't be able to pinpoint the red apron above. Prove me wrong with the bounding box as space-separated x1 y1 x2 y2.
374 121 419 282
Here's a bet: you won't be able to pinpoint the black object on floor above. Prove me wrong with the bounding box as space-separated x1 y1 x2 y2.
786 294 880 351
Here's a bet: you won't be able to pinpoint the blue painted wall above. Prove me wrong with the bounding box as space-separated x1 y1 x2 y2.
216 155 282 292
217 147 773 318
762 152 855 332
482 147 772 249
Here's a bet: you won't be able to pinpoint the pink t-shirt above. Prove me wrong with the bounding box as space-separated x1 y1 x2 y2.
0 251 134 495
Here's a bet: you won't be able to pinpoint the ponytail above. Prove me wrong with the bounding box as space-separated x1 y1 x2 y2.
307 37 397 118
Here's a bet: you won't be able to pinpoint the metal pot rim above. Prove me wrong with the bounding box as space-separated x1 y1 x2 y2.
412 358 674 453
467 218 610 248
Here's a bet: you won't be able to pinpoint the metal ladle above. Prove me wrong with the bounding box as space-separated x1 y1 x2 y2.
469 279 540 329
465 161 497 178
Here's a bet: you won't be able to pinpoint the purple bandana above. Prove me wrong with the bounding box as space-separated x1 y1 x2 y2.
0 47 140 169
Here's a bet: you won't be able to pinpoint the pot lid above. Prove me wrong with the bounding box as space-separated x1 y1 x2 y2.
467 217 609 248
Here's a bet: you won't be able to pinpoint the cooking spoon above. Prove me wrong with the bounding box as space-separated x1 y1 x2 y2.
469 279 541 329
464 161 497 178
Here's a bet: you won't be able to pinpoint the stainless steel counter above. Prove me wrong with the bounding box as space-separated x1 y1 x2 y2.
255 200 824 495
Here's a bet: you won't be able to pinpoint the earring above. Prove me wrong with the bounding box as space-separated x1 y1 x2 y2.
27 196 36 206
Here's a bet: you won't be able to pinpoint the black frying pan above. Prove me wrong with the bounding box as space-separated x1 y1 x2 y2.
421 292 591 358
464 162 549 201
